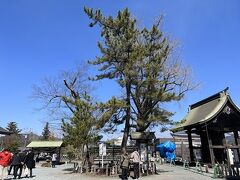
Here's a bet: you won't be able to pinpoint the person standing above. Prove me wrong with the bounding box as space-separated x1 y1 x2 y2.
130 148 141 180
7 156 13 175
24 150 35 178
0 149 12 180
11 151 21 179
121 152 129 180
18 151 26 178
51 153 57 168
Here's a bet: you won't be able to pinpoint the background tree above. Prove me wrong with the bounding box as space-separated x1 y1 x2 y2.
42 122 51 140
4 122 22 152
61 91 100 158
6 121 21 134
85 7 196 152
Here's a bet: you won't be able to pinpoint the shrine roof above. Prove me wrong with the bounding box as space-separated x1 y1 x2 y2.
172 88 240 132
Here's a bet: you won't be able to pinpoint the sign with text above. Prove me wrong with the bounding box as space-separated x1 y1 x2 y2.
99 143 106 156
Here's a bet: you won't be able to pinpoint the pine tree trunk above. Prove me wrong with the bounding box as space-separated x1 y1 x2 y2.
121 81 131 153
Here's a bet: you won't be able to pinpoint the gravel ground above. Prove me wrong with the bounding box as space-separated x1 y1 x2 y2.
6 163 222 180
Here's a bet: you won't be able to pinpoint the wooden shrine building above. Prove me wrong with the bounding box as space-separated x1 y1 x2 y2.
172 88 240 165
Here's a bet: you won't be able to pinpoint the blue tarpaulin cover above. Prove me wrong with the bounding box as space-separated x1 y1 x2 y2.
156 141 176 161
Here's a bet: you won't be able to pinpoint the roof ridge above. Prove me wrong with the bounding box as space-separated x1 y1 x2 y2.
190 87 229 110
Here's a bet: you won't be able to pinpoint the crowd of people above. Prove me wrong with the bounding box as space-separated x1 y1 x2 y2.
0 146 148 180
0 148 35 179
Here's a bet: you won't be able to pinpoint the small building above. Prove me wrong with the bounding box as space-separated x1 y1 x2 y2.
172 88 240 165
130 132 156 160
130 132 156 174
26 141 63 158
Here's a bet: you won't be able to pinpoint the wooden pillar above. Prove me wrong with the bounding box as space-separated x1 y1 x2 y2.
187 129 194 162
112 144 114 161
137 140 140 154
200 131 211 163
181 140 183 159
59 147 61 162
234 131 240 162
222 137 230 165
208 138 215 165
205 125 215 165
146 141 149 175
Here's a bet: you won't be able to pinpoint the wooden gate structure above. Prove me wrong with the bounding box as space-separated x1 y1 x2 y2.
172 88 240 167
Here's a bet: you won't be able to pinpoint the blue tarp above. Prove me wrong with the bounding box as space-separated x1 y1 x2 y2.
156 141 176 161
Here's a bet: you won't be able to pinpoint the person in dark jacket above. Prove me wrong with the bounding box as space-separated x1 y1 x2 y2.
18 151 26 178
121 152 130 180
11 151 21 179
8 158 13 175
24 150 35 178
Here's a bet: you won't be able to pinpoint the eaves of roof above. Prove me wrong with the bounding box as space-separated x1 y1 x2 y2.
171 89 237 132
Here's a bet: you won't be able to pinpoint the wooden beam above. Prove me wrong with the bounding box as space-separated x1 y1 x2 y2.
210 145 240 149
192 146 202 149
209 145 225 149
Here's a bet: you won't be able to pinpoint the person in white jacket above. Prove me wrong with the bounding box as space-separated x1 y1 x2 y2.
130 148 141 179
51 153 57 168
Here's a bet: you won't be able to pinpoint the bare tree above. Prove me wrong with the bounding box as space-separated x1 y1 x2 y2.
32 64 101 157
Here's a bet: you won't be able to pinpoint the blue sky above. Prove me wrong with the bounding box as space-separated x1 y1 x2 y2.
0 0 240 138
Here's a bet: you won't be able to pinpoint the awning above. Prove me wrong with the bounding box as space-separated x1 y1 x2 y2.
26 141 63 148
130 132 156 140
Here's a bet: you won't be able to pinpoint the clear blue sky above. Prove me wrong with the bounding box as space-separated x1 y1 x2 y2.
0 0 240 137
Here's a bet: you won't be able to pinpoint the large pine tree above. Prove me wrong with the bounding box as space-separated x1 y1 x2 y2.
85 7 195 152
84 7 139 152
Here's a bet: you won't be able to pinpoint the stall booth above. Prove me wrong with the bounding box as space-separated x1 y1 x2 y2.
26 141 63 164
